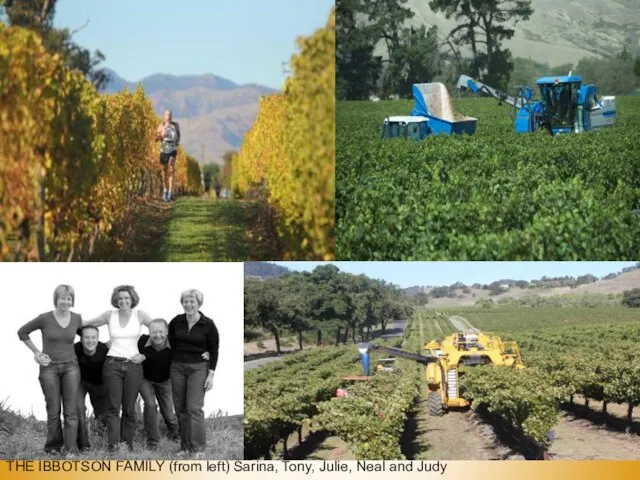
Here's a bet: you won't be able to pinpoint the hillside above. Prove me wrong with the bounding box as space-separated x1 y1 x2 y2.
103 69 279 164
418 269 640 307
244 262 290 279
389 0 640 66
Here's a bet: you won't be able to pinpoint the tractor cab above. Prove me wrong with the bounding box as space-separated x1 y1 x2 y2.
381 116 429 140
536 76 582 134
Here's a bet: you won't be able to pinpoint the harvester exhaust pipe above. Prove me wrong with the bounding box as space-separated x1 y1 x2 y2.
357 342 370 376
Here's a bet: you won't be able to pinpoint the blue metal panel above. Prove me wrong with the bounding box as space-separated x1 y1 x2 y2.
536 75 582 84
515 108 532 133
426 115 476 135
411 84 429 116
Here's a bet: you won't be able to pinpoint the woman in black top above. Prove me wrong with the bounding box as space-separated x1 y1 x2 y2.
168 289 219 454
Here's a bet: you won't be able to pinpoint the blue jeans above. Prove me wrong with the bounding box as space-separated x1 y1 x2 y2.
102 357 143 449
76 381 107 450
170 361 208 452
139 378 179 447
38 359 80 453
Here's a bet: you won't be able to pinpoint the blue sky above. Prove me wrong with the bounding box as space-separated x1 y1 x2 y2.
273 262 639 288
52 0 334 89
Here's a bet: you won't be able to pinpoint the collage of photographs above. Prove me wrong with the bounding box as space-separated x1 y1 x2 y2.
1 0 640 472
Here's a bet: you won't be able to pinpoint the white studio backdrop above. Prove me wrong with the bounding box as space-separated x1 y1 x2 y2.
0 262 244 420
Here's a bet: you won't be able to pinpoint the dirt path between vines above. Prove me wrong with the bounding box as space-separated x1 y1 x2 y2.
417 406 519 460
448 315 477 332
549 412 640 460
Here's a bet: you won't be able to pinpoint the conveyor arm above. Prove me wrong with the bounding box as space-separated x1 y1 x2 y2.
456 74 524 109
367 344 437 365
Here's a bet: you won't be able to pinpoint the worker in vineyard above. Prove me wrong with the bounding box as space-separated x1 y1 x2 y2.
155 110 181 202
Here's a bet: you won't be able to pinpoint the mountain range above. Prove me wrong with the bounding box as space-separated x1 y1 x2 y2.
388 0 640 66
103 68 279 164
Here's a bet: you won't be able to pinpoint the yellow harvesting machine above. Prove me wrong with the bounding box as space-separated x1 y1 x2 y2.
423 331 523 415
359 331 524 416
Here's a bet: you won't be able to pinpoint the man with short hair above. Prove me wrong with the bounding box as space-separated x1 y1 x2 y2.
155 110 181 202
75 326 109 451
137 319 180 448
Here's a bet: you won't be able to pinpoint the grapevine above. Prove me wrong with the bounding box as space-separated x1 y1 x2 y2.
232 7 335 260
0 24 202 261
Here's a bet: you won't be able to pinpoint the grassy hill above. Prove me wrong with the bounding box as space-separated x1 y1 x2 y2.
419 270 640 308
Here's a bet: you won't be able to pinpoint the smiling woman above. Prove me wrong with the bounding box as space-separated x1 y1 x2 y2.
168 289 220 455
0 262 243 460
17 285 83 455
82 285 154 452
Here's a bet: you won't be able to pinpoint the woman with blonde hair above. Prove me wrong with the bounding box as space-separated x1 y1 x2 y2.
83 285 153 451
168 289 219 454
17 285 82 454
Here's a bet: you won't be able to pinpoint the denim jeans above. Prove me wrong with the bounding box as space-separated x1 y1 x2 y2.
38 359 80 454
102 357 143 449
76 381 107 450
139 378 179 447
170 361 208 452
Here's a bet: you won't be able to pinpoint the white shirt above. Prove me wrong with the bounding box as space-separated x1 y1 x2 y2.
107 309 142 358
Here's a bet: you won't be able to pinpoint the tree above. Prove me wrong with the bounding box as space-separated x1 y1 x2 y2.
277 274 313 351
575 53 638 95
366 0 416 97
3 0 108 90
220 150 235 191
245 277 284 354
429 0 533 88
308 265 351 345
413 291 429 306
634 58 640 79
622 289 640 308
202 163 220 183
389 25 443 97
336 0 382 100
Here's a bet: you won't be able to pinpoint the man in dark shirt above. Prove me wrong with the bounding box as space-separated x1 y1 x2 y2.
75 326 108 451
138 319 180 448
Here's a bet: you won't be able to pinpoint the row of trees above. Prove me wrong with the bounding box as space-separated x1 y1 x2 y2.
511 47 640 96
337 0 534 100
245 265 408 353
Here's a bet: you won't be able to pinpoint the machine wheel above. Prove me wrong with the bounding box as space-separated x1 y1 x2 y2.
427 391 444 417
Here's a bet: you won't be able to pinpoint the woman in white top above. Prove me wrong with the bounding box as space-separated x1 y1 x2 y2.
83 285 152 451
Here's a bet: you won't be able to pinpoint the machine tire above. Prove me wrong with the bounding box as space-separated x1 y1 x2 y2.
427 391 444 417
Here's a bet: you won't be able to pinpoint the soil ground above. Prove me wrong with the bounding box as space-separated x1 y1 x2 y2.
549 412 640 459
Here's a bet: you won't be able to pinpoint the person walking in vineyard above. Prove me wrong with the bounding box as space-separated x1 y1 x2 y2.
155 110 181 202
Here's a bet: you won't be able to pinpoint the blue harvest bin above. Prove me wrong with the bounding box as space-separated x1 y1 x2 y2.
411 83 477 135
425 115 477 135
